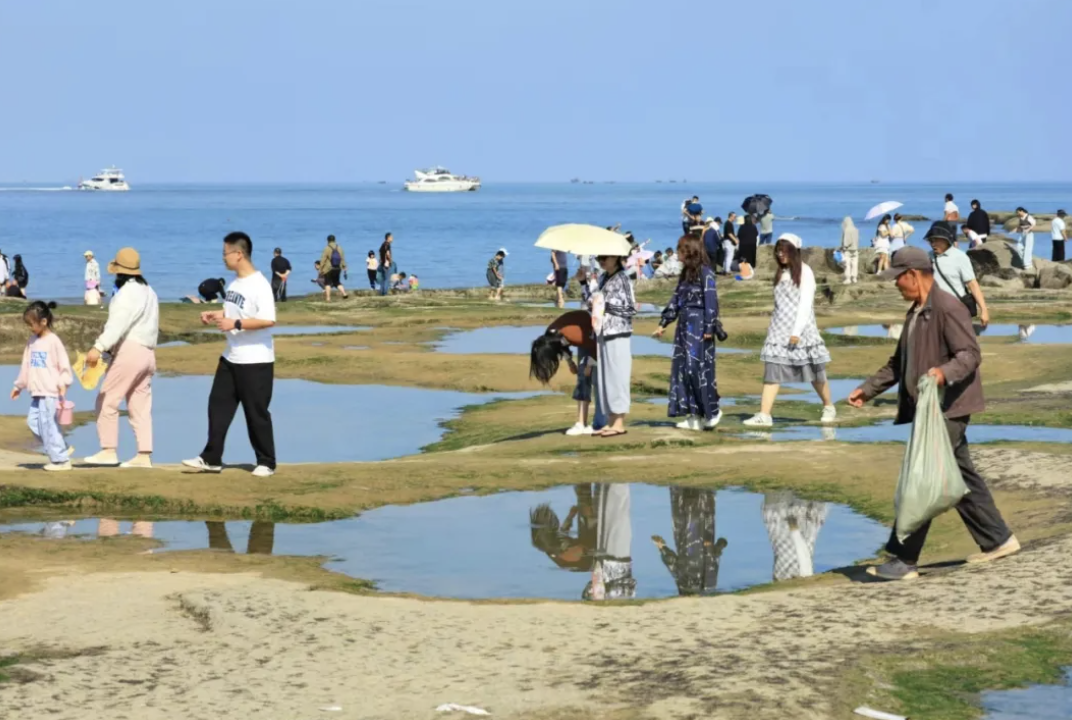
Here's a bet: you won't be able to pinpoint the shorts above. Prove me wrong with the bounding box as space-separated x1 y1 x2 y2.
554 268 569 288
486 269 503 289
325 268 343 288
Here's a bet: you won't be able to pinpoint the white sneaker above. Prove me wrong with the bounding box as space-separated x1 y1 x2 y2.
182 456 222 473
565 422 588 436
703 409 724 430
43 461 72 473
675 416 700 431
84 450 119 466
821 405 838 424
120 454 153 469
743 413 773 428
251 465 275 478
580 425 594 435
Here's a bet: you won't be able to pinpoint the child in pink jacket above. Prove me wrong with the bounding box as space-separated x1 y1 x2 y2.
10 301 73 472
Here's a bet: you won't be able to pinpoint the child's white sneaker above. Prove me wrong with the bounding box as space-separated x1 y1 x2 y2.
703 409 724 430
251 465 275 478
565 423 588 436
743 413 773 428
821 405 838 424
43 461 72 473
675 416 701 431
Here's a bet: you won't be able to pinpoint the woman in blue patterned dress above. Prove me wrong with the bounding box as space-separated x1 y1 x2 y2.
653 235 723 431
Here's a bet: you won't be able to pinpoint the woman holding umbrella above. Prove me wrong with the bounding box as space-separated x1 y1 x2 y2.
736 216 759 270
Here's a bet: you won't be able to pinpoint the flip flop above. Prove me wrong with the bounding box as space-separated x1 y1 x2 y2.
597 430 628 438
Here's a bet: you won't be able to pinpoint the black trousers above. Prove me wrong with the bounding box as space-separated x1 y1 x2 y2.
206 521 275 554
201 357 276 469
367 269 378 289
886 416 1011 564
1053 241 1066 262
271 276 287 302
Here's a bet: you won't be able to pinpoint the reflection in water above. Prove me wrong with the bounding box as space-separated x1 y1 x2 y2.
653 488 727 596
584 484 636 601
1019 324 1036 341
762 492 827 581
885 323 903 340
529 485 597 571
206 521 276 554
99 519 154 538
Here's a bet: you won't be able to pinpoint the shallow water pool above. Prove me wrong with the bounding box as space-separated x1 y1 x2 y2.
0 366 537 464
433 325 748 356
747 421 1072 445
0 485 887 601
981 668 1072 719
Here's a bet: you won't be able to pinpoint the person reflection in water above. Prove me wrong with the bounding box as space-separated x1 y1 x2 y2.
651 487 727 596
206 521 276 554
761 492 827 581
98 518 154 538
583 484 636 600
529 485 597 571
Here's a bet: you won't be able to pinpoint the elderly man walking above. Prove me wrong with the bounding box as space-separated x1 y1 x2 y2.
848 246 1019 581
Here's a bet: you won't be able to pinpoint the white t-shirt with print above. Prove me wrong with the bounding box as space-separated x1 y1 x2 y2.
944 200 959 217
222 271 276 364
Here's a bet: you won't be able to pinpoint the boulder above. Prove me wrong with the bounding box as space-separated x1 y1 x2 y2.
979 275 1024 290
968 241 1024 277
1037 262 1072 290
900 214 930 221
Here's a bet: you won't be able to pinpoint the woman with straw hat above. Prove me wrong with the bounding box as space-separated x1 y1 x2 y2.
83 247 160 468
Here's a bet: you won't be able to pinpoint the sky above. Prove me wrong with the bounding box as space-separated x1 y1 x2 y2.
1 0 1069 183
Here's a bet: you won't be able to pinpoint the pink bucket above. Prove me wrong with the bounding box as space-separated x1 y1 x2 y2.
57 400 75 426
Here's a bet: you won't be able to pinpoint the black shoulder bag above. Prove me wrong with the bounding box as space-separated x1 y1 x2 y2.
933 256 978 317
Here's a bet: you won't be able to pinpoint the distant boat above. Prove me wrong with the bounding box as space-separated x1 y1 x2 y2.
871 179 881 184
570 178 580 184
403 167 480 193
78 166 129 192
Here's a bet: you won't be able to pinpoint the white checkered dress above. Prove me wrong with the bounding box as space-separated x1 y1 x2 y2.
760 271 831 366
762 492 828 581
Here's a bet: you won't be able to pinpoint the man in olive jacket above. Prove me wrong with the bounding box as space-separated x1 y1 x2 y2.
848 244 1019 581
318 235 348 302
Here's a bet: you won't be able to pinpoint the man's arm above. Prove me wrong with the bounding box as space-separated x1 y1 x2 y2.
966 279 989 328
936 303 981 385
855 340 903 402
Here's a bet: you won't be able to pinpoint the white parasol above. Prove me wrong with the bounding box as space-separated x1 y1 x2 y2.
864 201 903 221
535 224 632 257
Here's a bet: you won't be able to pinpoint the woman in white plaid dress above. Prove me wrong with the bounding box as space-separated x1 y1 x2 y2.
744 233 836 428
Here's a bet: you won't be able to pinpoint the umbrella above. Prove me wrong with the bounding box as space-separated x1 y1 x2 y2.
741 194 773 216
865 201 903 221
535 224 631 257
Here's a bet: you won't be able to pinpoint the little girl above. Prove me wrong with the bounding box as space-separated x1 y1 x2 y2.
10 301 74 472
873 214 892 273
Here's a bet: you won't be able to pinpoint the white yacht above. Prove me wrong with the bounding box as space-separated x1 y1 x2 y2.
403 167 480 192
78 167 130 191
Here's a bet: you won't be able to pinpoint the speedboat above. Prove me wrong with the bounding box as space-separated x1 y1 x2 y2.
78 167 130 191
403 167 480 192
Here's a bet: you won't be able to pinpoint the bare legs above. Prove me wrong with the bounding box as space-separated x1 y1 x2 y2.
758 381 832 415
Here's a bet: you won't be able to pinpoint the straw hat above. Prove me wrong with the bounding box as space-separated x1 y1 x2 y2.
107 247 142 275
83 250 94 258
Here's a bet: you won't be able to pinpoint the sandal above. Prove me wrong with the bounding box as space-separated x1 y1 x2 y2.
597 430 628 438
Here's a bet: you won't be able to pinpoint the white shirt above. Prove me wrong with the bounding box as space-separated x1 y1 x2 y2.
0 255 8 284
1052 216 1067 241
84 259 101 284
223 271 277 364
94 281 160 352
944 200 959 217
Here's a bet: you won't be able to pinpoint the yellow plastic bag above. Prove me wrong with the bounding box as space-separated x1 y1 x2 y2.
72 351 108 391
894 375 970 542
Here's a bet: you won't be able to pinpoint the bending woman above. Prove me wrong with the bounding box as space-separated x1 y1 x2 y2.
743 234 835 428
653 235 722 431
530 309 605 434
84 248 160 468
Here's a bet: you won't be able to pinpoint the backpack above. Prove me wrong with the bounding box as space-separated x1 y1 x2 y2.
330 248 342 268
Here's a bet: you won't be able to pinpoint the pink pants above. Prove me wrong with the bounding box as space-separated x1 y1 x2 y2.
96 342 156 453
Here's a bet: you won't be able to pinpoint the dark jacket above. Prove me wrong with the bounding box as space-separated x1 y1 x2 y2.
966 208 991 237
857 286 984 424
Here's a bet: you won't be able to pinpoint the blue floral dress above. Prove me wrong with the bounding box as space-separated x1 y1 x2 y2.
658 266 721 420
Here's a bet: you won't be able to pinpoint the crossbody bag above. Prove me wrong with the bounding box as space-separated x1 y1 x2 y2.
933 256 978 317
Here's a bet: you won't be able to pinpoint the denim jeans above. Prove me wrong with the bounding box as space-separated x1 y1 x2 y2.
760 233 774 245
591 364 608 430
378 263 396 296
28 396 68 463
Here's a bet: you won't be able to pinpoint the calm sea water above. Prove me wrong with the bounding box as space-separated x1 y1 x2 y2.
1 182 1069 301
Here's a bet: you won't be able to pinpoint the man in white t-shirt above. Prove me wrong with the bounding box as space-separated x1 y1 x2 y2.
184 232 278 477
943 193 960 222
1051 209 1068 262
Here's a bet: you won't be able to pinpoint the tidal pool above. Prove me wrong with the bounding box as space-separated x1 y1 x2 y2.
0 366 537 464
433 325 748 356
981 668 1072 719
197 325 370 337
746 421 1072 445
825 324 1072 344
1 485 889 601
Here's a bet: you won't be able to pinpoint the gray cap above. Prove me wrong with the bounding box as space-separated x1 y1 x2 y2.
878 246 931 280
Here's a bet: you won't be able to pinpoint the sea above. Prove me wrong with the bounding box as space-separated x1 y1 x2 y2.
1 181 1069 302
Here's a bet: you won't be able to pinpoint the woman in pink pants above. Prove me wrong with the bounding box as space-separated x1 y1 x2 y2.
84 248 160 468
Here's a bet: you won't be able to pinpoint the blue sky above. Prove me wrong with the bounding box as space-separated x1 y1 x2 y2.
1 0 1068 183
